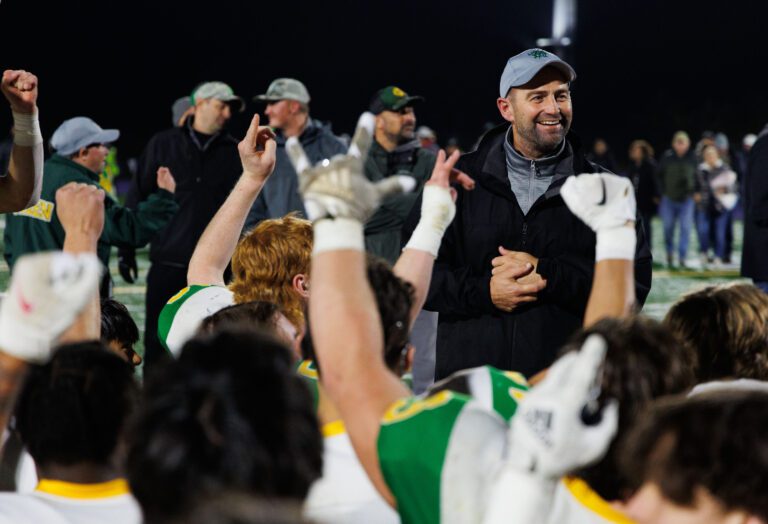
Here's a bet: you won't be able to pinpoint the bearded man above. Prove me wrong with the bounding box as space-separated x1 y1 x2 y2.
423 48 652 380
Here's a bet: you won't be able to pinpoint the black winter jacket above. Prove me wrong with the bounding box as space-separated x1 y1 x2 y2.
126 118 242 266
424 125 652 379
742 126 768 280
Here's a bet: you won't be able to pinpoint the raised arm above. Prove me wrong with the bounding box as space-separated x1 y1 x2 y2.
0 183 103 433
291 114 415 504
56 183 106 343
393 149 460 326
560 173 638 326
186 114 276 286
0 70 43 212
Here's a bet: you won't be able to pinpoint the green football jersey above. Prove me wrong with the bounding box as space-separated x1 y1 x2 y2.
157 285 234 356
296 359 320 412
377 366 529 524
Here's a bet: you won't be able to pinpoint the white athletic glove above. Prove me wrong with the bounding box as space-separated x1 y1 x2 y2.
561 173 637 261
287 112 416 253
0 252 102 363
483 335 618 524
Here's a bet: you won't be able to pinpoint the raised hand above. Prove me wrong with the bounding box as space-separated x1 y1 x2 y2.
0 251 102 363
508 334 619 477
1 70 38 114
55 183 105 248
560 173 635 233
237 113 277 184
561 173 637 261
287 112 415 222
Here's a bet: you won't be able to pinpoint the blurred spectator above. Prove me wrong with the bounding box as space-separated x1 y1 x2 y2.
171 95 194 128
657 131 697 268
445 136 462 156
4 117 178 297
586 137 617 172
626 139 661 250
742 124 768 291
714 132 732 165
365 86 433 264
694 144 738 267
695 129 716 160
245 78 346 228
122 81 243 368
416 125 439 153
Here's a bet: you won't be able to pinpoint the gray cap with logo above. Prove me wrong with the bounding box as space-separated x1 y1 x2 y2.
499 48 576 98
253 78 311 105
192 81 245 112
50 117 120 156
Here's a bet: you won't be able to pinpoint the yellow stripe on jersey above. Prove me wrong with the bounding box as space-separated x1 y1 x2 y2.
381 390 454 424
563 477 636 523
322 419 346 437
297 360 319 380
167 286 191 305
36 478 130 499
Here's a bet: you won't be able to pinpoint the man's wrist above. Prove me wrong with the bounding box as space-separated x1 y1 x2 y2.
313 218 365 255
12 109 42 146
63 232 99 254
595 226 636 261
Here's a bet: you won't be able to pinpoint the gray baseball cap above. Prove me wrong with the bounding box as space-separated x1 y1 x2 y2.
50 117 120 156
254 78 311 104
192 81 245 112
499 48 576 98
171 96 192 127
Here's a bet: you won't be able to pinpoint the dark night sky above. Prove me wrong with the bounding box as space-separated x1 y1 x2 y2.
2 0 768 167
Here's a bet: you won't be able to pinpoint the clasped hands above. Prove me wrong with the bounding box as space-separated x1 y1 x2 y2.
490 246 547 313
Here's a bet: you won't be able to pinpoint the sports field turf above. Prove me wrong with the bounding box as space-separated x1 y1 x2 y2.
0 217 749 366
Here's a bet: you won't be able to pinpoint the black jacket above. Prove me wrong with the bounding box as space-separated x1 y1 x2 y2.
424 125 652 379
126 118 242 266
742 126 768 280
245 119 346 228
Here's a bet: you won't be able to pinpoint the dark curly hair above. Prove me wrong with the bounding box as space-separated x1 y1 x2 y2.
301 254 414 374
14 341 138 469
198 301 283 335
664 283 768 382
126 328 322 523
621 390 768 520
561 316 697 501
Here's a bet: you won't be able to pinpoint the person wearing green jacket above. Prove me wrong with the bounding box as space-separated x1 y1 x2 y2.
4 117 178 295
365 86 436 265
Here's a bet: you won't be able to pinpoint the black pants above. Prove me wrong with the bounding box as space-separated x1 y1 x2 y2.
143 262 188 371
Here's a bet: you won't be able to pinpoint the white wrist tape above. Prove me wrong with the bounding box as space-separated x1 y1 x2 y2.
595 226 636 261
404 185 455 257
12 110 42 147
313 218 365 255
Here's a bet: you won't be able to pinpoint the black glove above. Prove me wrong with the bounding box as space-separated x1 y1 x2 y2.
117 248 138 284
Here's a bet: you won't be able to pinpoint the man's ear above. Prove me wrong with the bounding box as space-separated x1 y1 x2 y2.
292 273 310 299
496 96 515 124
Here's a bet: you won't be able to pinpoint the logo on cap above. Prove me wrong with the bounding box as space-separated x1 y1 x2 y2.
392 87 406 97
528 50 549 59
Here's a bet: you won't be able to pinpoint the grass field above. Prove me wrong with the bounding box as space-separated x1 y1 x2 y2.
0 217 749 363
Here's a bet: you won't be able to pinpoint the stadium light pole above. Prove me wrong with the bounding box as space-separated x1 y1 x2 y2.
536 0 576 62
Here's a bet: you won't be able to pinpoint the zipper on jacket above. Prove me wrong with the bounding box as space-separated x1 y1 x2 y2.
529 160 536 212
521 221 528 248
